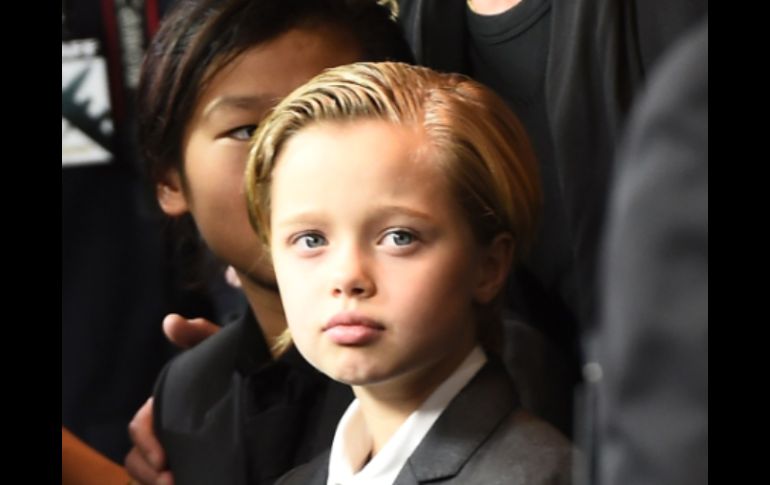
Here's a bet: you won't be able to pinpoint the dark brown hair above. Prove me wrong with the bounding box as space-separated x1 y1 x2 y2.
138 0 413 185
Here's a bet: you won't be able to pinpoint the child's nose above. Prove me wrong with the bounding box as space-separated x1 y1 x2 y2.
331 245 376 298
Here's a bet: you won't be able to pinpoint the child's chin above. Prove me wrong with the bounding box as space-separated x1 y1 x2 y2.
326 365 389 387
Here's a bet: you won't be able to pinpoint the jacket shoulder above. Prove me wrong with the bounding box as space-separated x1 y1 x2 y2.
274 450 330 485
468 409 574 484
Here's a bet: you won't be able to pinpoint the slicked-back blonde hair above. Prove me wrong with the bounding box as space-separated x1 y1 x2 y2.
245 61 541 353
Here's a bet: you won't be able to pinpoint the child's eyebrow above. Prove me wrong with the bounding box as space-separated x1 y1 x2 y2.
372 205 434 222
202 95 276 120
274 205 434 228
272 210 327 228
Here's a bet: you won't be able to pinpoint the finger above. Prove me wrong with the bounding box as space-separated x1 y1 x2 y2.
163 313 220 349
124 446 160 485
156 470 175 485
127 398 165 470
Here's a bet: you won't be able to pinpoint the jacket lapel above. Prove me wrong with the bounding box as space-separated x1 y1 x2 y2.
394 359 520 484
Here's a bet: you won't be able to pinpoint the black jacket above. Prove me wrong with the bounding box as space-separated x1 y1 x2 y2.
153 308 353 485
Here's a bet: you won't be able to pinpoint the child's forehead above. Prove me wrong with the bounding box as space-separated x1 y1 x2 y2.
272 120 460 210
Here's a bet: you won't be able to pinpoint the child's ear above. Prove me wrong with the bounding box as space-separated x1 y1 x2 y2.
473 233 515 304
156 169 189 216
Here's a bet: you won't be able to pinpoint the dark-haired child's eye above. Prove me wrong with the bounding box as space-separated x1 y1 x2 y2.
227 124 258 141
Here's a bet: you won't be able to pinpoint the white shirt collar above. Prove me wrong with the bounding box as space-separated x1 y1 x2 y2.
326 346 487 485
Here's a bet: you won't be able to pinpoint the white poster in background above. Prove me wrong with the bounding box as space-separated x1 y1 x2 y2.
62 39 114 167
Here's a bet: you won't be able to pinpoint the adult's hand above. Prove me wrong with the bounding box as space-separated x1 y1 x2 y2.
125 398 174 485
162 313 220 349
124 309 222 483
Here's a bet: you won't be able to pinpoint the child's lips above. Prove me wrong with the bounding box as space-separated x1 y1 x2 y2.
323 312 384 345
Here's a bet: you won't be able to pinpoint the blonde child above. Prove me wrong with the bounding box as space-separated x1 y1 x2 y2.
246 61 572 485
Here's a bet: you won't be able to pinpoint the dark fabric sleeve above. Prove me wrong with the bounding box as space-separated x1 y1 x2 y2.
546 0 707 329
274 450 331 485
595 18 708 485
151 317 252 485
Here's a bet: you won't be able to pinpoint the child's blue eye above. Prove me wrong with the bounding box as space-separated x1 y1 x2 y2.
296 233 327 249
227 125 257 141
383 230 415 247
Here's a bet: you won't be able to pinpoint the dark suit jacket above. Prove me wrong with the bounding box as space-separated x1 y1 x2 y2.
276 358 573 484
153 308 353 485
595 18 708 485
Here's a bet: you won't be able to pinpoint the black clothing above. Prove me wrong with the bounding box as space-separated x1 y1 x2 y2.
154 307 353 485
466 0 579 347
595 18 708 485
547 0 708 330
